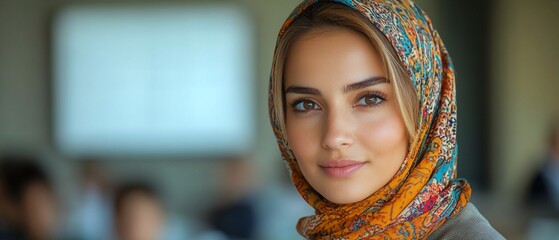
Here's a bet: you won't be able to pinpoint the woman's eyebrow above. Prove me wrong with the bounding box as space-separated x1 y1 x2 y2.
284 76 387 96
343 76 388 93
285 86 321 95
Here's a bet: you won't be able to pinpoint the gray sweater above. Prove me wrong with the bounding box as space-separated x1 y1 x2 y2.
427 203 506 239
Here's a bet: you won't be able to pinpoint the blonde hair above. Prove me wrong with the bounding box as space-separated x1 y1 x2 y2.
271 2 418 139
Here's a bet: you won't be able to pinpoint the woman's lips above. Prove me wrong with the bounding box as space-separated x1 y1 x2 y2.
319 160 366 178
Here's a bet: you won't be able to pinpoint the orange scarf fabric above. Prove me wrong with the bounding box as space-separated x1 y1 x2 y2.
268 0 471 239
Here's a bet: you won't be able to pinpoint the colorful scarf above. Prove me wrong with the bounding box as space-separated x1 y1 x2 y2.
268 0 471 239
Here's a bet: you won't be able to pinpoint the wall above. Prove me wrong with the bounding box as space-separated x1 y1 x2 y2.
492 0 559 206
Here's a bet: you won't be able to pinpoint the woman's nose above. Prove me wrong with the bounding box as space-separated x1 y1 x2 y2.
321 110 354 150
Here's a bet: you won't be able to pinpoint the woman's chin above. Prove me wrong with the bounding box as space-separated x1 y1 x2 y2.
320 185 377 205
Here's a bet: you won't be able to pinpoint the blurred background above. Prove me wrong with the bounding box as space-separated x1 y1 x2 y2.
0 0 557 239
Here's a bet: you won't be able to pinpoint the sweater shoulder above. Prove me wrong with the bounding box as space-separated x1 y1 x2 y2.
427 203 506 240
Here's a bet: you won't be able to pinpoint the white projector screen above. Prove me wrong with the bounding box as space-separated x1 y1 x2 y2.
53 4 255 156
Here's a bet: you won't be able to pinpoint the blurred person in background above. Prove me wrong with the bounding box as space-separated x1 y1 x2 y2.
526 122 559 216
255 160 314 240
113 182 188 240
0 156 60 240
114 182 165 240
66 159 114 240
208 156 257 240
0 158 25 240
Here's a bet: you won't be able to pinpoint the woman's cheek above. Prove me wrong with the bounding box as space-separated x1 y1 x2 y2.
358 111 408 159
286 115 322 163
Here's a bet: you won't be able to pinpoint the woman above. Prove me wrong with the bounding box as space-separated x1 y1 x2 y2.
267 0 505 239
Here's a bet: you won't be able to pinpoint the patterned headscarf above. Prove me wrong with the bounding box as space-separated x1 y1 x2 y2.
268 0 471 239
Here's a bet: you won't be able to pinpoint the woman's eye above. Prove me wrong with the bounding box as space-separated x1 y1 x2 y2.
293 100 320 112
357 94 385 107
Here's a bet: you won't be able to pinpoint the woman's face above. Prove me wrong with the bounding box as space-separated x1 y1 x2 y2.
284 27 409 204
